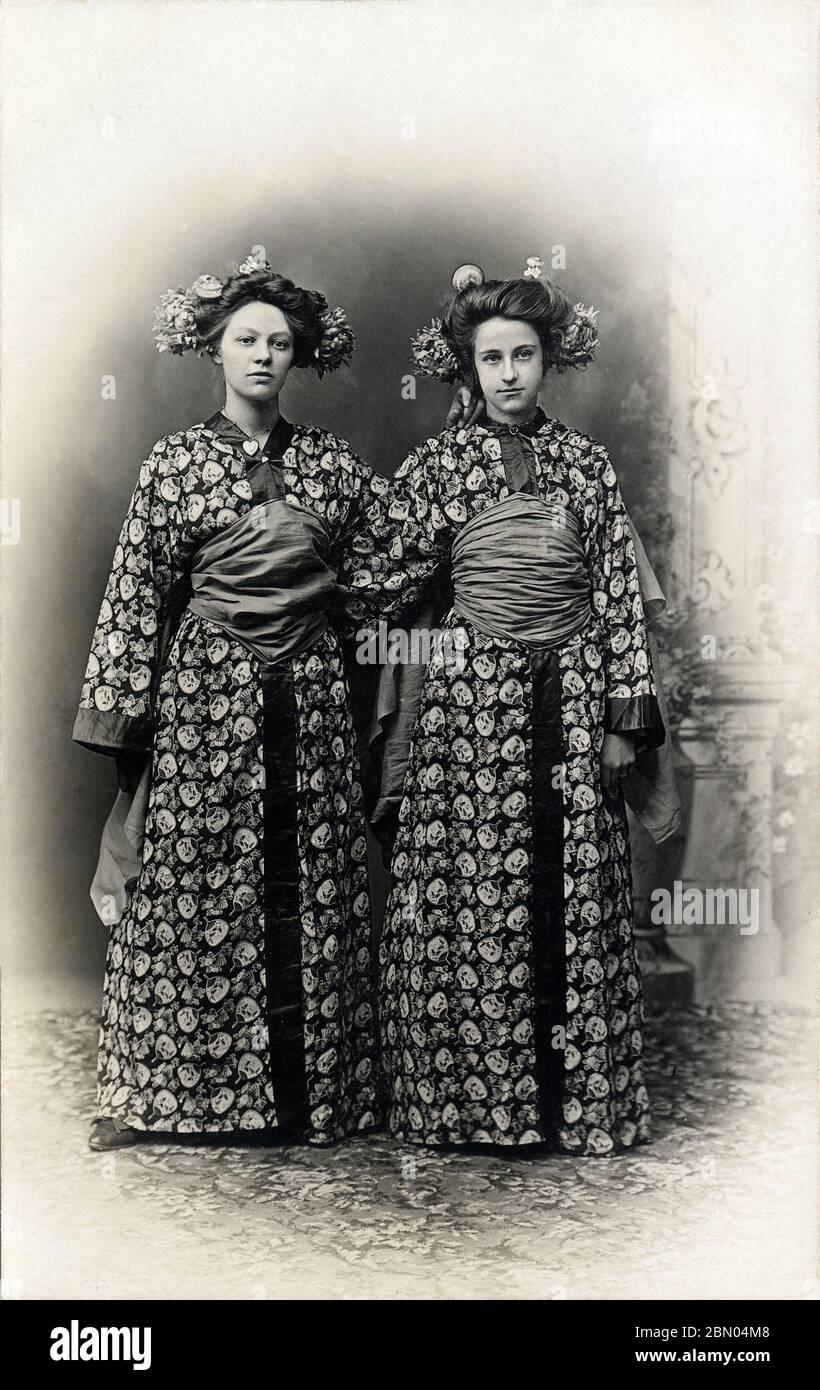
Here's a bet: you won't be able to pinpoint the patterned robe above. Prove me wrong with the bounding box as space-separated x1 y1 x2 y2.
341 409 665 1154
74 412 380 1142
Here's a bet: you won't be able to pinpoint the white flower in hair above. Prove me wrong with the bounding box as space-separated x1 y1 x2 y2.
237 247 270 275
554 303 599 371
410 318 460 382
153 288 202 356
315 304 356 377
523 255 545 280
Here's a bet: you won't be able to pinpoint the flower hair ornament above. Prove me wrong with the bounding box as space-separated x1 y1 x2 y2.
152 246 356 375
410 256 599 382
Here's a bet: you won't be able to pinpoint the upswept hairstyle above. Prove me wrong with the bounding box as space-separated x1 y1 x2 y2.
441 276 575 386
409 262 598 385
195 268 328 368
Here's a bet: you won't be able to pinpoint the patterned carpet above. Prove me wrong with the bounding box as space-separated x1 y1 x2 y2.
3 1004 817 1300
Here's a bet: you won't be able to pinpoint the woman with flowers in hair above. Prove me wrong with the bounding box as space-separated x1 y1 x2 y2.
74 247 381 1150
342 258 673 1156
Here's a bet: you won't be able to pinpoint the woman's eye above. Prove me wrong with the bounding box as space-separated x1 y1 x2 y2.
516 349 533 359
238 337 254 345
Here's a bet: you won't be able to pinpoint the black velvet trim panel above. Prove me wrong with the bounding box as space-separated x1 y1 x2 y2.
115 749 151 794
529 648 568 1144
336 633 381 817
261 663 309 1135
605 692 666 754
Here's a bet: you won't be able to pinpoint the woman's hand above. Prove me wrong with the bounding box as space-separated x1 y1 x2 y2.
600 732 636 796
445 386 484 429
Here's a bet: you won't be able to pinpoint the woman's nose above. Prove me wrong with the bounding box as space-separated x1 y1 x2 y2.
502 360 518 382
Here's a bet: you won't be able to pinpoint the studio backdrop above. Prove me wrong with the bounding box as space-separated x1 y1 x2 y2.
1 0 815 1012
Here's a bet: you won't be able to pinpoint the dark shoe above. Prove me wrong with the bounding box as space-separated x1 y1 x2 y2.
88 1118 143 1152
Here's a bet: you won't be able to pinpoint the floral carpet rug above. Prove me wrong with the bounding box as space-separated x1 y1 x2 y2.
3 1004 817 1300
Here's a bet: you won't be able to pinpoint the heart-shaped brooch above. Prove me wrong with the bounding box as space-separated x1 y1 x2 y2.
242 439 260 457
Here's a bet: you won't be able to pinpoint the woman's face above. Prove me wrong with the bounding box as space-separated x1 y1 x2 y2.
217 301 296 404
473 316 545 423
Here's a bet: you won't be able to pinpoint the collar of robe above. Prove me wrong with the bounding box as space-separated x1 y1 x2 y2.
203 409 295 460
473 405 548 438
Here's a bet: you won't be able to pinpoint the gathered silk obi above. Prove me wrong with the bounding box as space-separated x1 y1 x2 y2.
89 496 336 925
186 498 335 665
369 497 681 848
451 492 592 648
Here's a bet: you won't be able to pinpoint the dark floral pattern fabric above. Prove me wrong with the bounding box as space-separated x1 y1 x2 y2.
340 414 663 1153
75 418 380 1142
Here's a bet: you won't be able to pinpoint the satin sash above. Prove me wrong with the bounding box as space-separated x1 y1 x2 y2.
450 493 592 648
369 507 681 847
90 499 335 924
186 499 335 663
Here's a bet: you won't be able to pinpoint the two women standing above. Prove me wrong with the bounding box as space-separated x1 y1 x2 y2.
75 247 669 1157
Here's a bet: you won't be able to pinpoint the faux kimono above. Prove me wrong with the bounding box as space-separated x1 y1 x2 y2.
340 408 666 1154
73 412 381 1142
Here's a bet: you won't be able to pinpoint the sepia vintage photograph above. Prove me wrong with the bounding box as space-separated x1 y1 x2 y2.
1 0 817 1329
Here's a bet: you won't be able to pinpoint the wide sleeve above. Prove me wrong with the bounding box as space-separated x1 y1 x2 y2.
586 446 665 753
334 445 453 630
72 445 185 772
